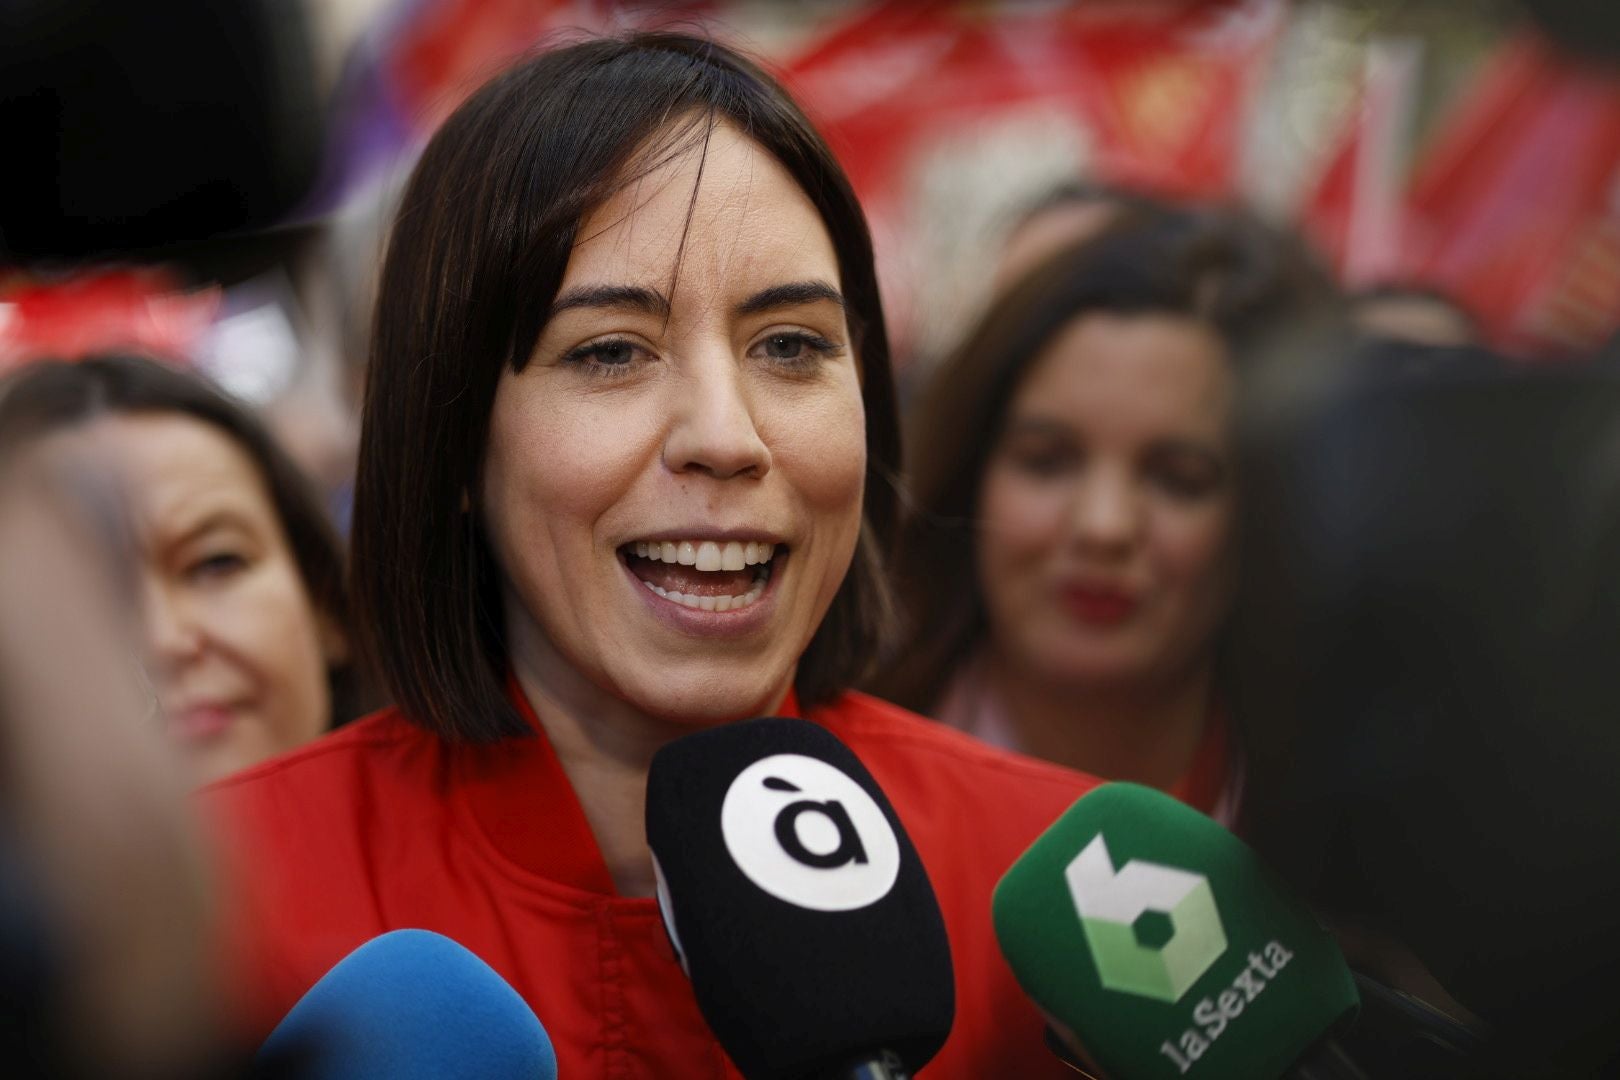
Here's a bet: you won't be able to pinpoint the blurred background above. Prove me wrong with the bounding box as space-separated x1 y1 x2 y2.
5 1 1620 1075
7 0 1620 509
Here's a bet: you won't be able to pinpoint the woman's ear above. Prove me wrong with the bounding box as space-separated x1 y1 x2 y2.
318 613 350 667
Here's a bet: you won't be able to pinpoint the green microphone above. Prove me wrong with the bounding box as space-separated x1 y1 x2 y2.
993 783 1362 1079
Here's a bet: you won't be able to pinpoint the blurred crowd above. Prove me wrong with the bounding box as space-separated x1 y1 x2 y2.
3 0 1620 1077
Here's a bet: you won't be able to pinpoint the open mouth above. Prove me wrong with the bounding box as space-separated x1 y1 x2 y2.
620 539 781 613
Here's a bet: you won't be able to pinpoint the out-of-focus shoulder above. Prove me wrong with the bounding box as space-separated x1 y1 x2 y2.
200 706 427 798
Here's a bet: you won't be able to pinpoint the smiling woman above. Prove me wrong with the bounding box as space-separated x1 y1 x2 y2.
0 355 360 786
874 209 1337 822
482 121 868 738
205 32 1097 1077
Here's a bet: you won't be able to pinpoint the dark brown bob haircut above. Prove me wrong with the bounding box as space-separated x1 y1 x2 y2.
872 207 1336 714
0 353 364 725
354 32 901 742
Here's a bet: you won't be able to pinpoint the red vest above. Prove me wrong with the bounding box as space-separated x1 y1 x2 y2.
204 688 1097 1078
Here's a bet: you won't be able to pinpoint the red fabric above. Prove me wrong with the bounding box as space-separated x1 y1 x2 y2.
0 268 220 368
783 0 1281 202
1302 32 1620 356
1165 706 1230 819
204 687 1097 1078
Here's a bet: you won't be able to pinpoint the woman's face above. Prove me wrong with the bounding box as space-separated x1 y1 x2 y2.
64 413 339 784
482 121 867 724
976 312 1236 691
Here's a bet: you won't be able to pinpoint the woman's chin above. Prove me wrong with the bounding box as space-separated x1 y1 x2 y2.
617 667 795 729
181 739 258 788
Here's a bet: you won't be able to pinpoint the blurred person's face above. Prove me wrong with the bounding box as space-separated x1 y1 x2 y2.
976 312 1235 692
63 413 340 784
481 121 866 725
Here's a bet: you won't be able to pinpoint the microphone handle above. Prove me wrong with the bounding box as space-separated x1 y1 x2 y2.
1283 1037 1372 1080
818 1051 911 1080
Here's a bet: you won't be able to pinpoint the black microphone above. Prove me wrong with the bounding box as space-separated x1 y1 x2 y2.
646 717 954 1080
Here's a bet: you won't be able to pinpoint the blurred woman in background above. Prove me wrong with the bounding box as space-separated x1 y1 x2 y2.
990 179 1158 296
876 209 1335 820
0 354 362 785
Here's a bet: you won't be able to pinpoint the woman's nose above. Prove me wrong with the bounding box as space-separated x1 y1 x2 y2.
1067 469 1141 554
662 358 772 481
143 582 203 664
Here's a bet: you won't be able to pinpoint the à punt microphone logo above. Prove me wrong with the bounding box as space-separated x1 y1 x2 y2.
721 754 901 911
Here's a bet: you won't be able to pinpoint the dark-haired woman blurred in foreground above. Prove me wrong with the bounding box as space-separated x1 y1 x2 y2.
876 210 1335 820
0 355 360 785
205 31 1093 1076
0 426 234 1077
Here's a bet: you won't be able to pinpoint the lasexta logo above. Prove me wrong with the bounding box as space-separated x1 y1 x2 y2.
1066 834 1227 1003
721 754 900 911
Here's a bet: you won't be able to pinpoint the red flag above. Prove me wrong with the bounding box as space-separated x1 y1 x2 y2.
0 269 220 369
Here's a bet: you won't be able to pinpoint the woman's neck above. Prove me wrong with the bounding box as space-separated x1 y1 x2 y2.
980 647 1215 790
505 612 791 899
511 660 668 898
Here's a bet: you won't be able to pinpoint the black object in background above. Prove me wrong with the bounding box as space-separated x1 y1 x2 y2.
646 717 954 1080
1340 973 1484 1080
1232 349 1620 1076
0 0 323 260
1519 0 1620 64
0 841 62 1079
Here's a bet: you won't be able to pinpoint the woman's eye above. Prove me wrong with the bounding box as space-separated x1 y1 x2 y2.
561 337 648 374
751 330 842 367
186 552 247 583
1147 458 1225 500
763 334 807 360
1007 444 1078 478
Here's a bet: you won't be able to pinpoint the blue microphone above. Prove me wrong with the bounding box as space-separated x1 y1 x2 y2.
256 930 557 1079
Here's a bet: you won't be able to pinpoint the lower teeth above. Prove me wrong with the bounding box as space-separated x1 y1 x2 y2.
642 579 765 612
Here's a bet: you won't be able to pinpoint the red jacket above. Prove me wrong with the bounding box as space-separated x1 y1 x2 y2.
205 688 1097 1078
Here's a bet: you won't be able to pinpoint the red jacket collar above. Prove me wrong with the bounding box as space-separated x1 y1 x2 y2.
450 673 802 896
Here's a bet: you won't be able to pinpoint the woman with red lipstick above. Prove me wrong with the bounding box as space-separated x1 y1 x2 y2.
205 32 1095 1078
0 354 364 786
876 208 1335 822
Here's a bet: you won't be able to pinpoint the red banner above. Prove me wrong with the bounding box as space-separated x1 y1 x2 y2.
0 269 219 369
1307 34 1620 357
784 0 1282 208
1405 37 1620 355
780 0 1284 359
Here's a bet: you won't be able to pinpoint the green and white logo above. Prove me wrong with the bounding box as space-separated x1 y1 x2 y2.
1066 834 1227 1003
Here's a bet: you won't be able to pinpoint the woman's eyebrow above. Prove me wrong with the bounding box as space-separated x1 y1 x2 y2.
734 280 845 316
547 280 844 321
158 508 257 552
549 284 670 319
1145 437 1227 461
1002 415 1073 439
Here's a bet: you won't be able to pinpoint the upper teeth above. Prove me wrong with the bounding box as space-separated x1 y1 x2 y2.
630 540 776 572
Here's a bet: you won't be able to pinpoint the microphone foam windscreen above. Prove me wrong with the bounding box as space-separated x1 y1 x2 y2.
256 929 556 1080
994 783 1357 1080
0 0 323 258
646 717 953 1079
